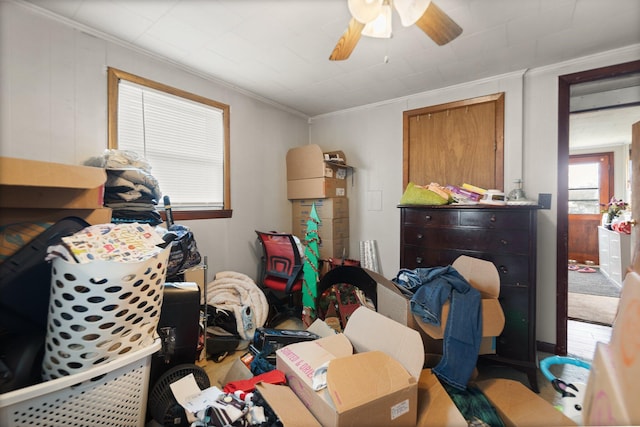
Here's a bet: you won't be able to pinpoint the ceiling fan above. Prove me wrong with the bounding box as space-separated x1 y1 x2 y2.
329 0 462 61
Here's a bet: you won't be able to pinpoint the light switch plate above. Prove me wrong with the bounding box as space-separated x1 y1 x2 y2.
538 193 552 209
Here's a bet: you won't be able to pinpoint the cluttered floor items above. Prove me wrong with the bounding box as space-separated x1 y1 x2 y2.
171 258 553 427
177 306 423 427
190 258 639 427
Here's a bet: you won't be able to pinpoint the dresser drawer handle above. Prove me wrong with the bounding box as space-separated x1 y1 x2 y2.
415 257 423 264
500 239 508 246
490 215 497 222
499 265 508 274
424 215 432 221
416 233 424 240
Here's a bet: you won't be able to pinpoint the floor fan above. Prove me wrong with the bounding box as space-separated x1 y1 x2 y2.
147 363 210 426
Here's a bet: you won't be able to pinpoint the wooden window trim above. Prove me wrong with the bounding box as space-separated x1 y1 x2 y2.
107 67 232 219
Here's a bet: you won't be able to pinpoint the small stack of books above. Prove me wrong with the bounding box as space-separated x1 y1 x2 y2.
445 183 486 203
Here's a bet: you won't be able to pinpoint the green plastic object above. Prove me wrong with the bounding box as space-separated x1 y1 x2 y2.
302 203 320 313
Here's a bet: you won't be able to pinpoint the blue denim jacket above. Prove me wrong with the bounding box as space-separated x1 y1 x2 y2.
393 266 482 389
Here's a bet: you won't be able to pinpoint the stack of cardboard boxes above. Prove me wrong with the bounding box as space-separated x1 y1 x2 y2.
286 145 351 260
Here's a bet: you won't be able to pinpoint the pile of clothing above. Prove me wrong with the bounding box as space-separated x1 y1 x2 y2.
86 150 163 225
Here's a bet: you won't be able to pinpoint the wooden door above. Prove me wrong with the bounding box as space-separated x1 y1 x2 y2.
568 152 614 264
403 93 504 191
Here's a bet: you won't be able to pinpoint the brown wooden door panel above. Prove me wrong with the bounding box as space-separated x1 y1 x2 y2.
568 214 601 264
403 93 504 191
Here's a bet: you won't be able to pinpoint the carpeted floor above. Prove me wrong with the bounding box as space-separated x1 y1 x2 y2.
568 268 621 325
567 268 621 297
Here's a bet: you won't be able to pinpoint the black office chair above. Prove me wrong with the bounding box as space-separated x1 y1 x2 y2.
255 230 304 327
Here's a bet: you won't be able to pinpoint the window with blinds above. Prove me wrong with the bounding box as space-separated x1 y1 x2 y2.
108 68 231 218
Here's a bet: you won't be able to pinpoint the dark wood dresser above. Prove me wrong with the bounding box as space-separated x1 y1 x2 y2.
399 204 539 391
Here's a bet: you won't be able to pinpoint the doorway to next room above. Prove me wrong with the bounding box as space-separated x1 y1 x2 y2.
557 60 640 358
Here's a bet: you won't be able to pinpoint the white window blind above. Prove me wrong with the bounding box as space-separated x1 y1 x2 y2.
117 80 225 209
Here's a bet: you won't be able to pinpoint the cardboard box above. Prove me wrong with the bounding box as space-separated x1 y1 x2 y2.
370 256 505 354
292 217 349 242
414 255 505 341
276 307 424 427
592 270 640 422
318 237 349 260
0 207 112 227
286 145 349 181
417 370 468 426
286 145 351 200
292 198 349 220
0 157 109 226
582 343 631 426
287 177 347 200
0 157 106 189
254 383 322 427
476 377 577 427
0 157 105 209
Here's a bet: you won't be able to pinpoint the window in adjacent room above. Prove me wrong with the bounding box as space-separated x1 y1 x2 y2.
568 153 613 214
107 67 231 220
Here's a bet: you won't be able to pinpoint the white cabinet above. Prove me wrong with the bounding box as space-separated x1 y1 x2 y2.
598 226 631 286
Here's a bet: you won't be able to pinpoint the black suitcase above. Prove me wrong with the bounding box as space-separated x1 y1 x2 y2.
149 282 201 391
0 216 90 336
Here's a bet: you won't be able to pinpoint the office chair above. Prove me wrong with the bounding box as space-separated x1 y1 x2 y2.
255 230 304 327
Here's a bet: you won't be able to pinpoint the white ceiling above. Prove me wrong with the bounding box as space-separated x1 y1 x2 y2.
570 106 640 148
18 0 640 145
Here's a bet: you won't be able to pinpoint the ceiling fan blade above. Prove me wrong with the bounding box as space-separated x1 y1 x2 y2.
414 1 462 46
329 18 365 61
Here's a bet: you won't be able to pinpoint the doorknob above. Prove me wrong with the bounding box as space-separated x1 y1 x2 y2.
631 219 638 226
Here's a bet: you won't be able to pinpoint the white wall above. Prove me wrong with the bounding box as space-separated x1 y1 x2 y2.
310 45 640 346
0 1 309 280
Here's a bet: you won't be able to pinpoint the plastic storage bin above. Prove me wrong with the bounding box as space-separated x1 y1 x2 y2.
0 338 160 427
42 247 170 380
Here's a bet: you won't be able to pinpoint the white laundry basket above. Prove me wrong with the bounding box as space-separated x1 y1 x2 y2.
0 338 160 427
42 246 170 380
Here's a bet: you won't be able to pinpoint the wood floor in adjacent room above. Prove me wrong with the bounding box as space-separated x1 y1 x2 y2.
567 318 612 361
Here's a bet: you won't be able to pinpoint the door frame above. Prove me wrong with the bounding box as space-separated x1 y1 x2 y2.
556 60 640 355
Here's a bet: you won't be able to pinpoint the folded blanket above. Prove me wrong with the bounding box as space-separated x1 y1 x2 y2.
206 271 269 341
106 169 162 201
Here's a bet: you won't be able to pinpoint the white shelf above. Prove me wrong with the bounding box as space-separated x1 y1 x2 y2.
598 226 631 287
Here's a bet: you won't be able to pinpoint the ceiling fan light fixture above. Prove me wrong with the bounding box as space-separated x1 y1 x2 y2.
393 0 432 26
361 1 392 38
348 0 383 24
330 0 461 61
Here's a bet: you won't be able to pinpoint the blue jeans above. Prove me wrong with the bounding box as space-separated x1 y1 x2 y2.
393 266 482 389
